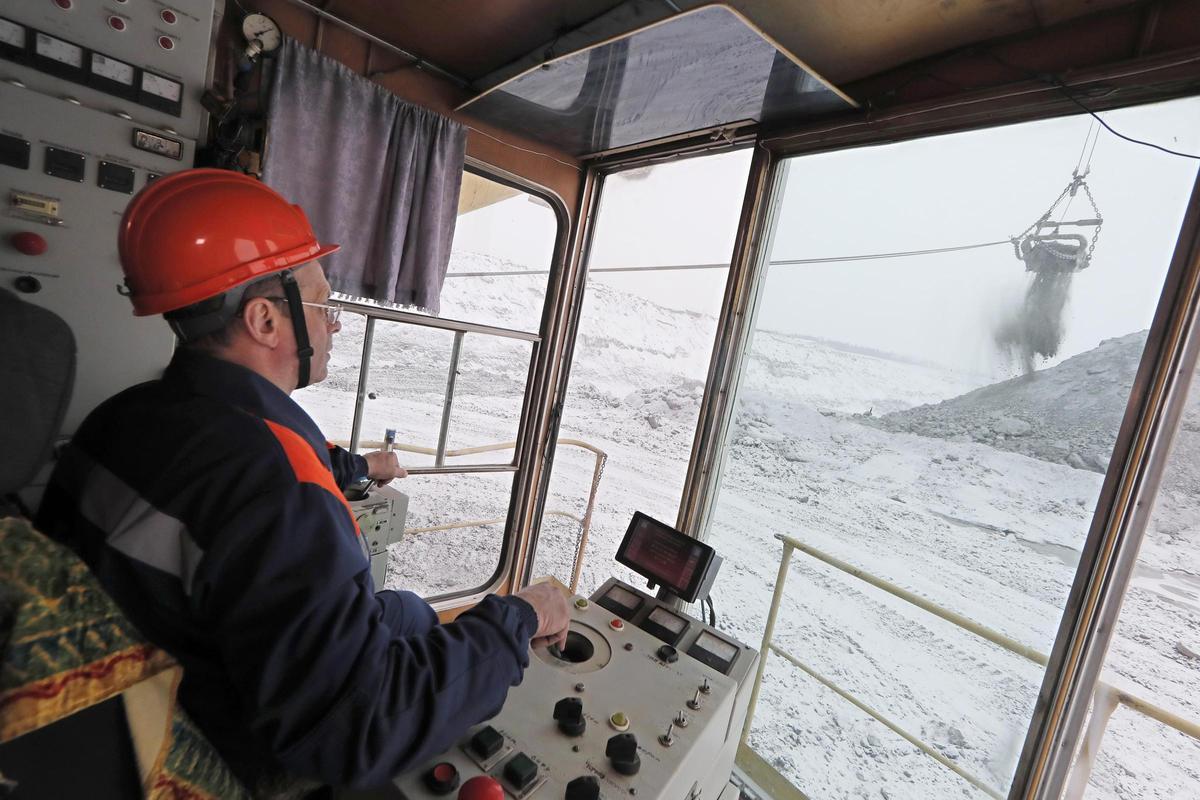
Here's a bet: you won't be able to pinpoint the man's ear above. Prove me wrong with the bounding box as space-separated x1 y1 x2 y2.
240 297 282 348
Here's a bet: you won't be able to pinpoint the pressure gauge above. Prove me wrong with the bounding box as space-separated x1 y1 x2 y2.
242 13 281 59
0 17 26 49
35 32 83 68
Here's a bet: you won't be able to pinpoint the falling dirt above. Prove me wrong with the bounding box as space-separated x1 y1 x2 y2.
994 270 1074 374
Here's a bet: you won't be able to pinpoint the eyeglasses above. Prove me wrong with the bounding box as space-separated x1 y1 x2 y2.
257 296 342 326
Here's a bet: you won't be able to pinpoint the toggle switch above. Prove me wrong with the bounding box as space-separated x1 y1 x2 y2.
554 697 586 737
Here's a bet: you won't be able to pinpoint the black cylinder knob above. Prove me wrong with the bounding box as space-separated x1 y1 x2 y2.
605 732 641 776
565 775 600 800
553 696 586 737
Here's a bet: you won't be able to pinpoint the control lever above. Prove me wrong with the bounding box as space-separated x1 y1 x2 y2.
605 732 641 776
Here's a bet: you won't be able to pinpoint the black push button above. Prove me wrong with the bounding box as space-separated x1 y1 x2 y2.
503 752 538 791
423 762 459 795
469 725 504 759
98 161 135 194
0 133 30 170
565 776 600 800
657 644 678 663
44 147 85 182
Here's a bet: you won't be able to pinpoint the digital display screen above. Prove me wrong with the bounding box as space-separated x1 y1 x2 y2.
36 33 83 68
648 607 687 635
0 18 25 49
92 53 134 86
141 71 182 102
694 631 738 663
616 512 714 600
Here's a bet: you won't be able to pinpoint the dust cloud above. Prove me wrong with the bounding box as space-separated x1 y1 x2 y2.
994 270 1074 374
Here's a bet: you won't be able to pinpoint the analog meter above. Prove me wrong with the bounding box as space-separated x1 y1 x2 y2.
242 13 281 60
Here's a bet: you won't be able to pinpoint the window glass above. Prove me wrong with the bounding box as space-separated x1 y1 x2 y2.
707 97 1200 799
532 149 753 593
293 170 560 599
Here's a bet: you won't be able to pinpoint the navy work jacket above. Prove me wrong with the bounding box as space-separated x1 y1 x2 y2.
36 349 537 789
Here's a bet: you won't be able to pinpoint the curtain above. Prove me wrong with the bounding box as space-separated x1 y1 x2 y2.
262 36 466 314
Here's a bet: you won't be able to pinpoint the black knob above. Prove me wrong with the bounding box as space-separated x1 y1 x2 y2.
423 762 460 795
657 644 678 663
553 697 586 737
565 775 600 800
503 752 539 791
13 275 41 294
605 732 641 776
469 725 505 759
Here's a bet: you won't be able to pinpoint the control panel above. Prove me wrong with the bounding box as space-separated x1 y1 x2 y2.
0 0 217 139
347 484 409 589
347 579 757 800
2 1 216 507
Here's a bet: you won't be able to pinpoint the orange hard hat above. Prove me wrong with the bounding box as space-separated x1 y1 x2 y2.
117 168 339 316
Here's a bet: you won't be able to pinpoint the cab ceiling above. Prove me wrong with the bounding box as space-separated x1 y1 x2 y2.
310 0 1141 88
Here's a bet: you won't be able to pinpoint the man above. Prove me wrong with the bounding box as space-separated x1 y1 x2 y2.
36 169 570 794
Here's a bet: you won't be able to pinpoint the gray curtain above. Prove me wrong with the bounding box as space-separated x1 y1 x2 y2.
262 36 466 313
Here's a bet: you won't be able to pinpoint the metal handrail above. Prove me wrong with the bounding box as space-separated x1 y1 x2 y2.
741 533 1200 799
340 437 609 594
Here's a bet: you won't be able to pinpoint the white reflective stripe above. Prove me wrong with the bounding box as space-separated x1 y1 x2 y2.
77 459 204 596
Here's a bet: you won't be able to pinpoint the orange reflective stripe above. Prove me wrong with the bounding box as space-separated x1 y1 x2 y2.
264 419 361 538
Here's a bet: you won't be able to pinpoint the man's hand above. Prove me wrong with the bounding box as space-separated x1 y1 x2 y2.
363 450 408 485
515 582 571 649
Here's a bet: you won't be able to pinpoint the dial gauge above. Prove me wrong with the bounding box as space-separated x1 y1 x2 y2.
141 71 182 102
92 53 135 86
242 13 281 53
36 33 83 68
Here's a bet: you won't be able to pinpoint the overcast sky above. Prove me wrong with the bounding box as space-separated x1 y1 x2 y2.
455 95 1200 377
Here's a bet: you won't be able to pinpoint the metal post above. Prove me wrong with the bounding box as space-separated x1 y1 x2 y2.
742 540 793 745
436 331 465 467
350 316 376 454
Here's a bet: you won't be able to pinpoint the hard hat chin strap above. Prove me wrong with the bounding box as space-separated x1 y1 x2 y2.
277 269 314 390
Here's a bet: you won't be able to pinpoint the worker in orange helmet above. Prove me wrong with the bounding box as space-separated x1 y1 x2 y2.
37 169 570 795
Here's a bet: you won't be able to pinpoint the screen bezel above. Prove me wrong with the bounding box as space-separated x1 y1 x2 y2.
614 511 716 602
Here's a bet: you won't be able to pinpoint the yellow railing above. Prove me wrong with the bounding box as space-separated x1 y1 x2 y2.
742 533 1200 799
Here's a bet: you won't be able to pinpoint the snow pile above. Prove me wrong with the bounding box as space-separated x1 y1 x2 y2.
864 332 1149 473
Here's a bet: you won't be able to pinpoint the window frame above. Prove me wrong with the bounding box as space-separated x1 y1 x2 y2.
326 159 572 608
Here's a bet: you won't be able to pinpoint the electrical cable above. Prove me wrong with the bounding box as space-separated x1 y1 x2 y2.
706 594 717 627
982 50 1200 160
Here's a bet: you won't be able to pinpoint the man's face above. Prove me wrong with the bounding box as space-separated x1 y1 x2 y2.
291 261 340 386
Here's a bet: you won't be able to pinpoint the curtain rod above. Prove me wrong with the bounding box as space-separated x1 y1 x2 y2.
276 0 473 89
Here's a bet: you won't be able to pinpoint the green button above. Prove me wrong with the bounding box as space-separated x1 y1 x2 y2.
609 712 629 731
574 598 589 610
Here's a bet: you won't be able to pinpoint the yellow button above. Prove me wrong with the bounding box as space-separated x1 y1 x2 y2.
609 712 630 731
574 598 589 610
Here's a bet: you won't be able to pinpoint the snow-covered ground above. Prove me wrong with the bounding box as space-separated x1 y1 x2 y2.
295 249 1200 800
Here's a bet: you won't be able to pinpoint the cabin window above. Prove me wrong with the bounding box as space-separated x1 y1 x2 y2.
704 98 1200 799
531 148 753 594
293 167 561 600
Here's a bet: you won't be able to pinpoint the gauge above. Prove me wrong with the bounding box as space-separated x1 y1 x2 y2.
35 33 83 68
242 13 281 54
641 605 689 645
0 18 25 49
91 53 134 86
141 71 181 102
687 630 739 674
596 582 645 620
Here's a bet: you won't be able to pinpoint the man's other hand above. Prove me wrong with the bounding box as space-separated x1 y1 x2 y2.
515 583 571 649
363 451 408 485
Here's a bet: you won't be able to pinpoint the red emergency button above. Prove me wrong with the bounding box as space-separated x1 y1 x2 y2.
158 35 175 51
160 9 178 24
458 775 504 800
609 618 624 631
53 0 73 10
108 16 126 31
10 232 48 256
